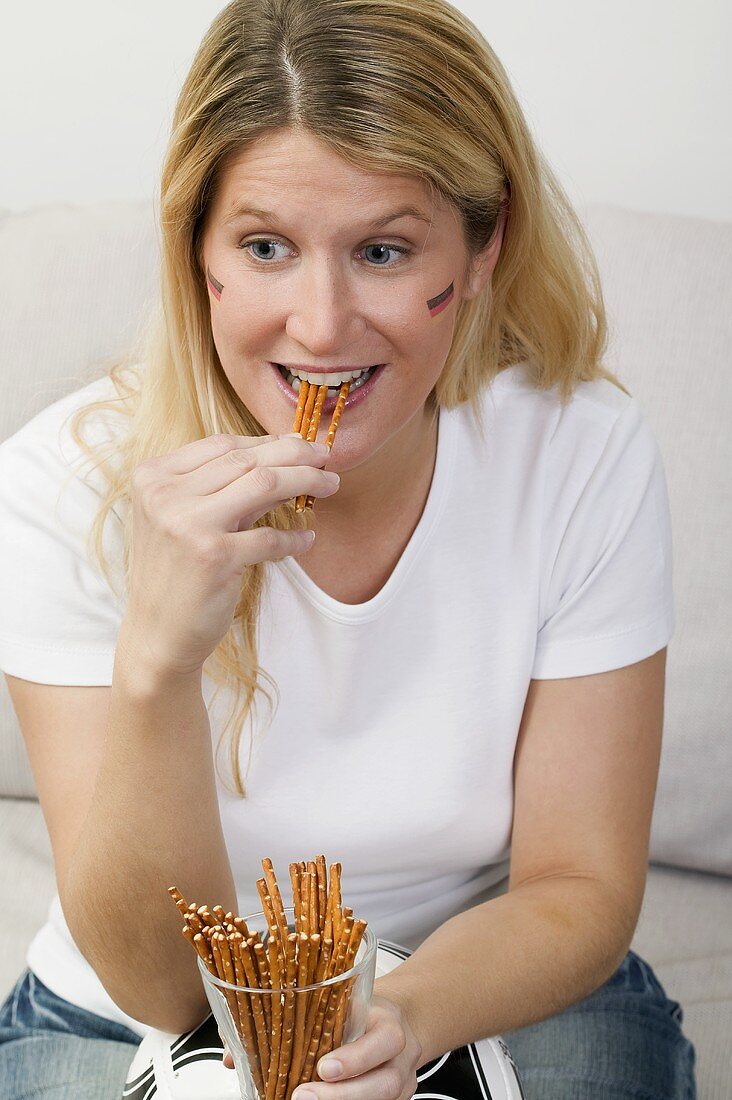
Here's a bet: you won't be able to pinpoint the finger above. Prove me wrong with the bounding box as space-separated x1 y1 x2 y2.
318 1017 405 1081
182 436 331 496
156 433 281 476
228 524 318 569
206 464 340 532
293 1059 407 1100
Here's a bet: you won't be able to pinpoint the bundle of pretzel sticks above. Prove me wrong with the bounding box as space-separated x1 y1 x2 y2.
292 379 351 512
170 856 368 1100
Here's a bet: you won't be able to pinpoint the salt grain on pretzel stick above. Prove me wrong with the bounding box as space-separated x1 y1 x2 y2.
303 381 351 510
274 933 298 1100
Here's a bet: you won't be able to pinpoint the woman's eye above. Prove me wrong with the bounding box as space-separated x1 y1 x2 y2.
361 243 409 266
241 237 407 265
241 238 292 262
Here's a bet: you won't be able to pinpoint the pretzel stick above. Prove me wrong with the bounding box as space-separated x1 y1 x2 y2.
274 933 298 1100
308 867 319 933
210 933 242 1040
332 918 368 1049
301 871 311 937
316 856 328 934
265 931 283 1100
299 384 318 439
286 932 311 1096
305 915 353 1072
237 934 271 1071
312 916 356 1077
303 382 351 510
289 863 303 933
298 920 350 1088
231 934 267 1097
262 857 290 943
213 905 227 925
168 885 187 908
294 384 328 510
292 381 310 434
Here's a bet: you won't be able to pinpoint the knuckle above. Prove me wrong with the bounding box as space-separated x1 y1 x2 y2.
209 433 238 452
225 447 256 472
253 526 286 559
249 465 278 494
379 1067 403 1099
190 532 229 566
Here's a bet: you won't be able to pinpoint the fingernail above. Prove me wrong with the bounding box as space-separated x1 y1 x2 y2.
293 1091 318 1100
283 432 303 438
318 1057 343 1080
309 441 329 454
322 471 340 485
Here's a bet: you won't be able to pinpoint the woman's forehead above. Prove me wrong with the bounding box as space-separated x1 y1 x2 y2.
209 127 453 230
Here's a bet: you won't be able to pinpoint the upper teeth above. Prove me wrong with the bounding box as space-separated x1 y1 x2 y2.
286 367 371 385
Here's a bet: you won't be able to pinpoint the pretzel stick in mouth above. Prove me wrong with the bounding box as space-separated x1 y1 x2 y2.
171 858 368 1099
293 380 351 512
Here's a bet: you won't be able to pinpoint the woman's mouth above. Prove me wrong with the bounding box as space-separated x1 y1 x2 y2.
270 362 385 412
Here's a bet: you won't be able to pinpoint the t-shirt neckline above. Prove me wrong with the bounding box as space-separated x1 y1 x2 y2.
274 405 458 623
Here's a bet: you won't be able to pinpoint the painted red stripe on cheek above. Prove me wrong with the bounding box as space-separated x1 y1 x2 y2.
206 266 223 300
427 280 455 316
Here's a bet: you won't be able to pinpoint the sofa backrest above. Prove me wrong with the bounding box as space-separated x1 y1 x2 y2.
1 201 730 877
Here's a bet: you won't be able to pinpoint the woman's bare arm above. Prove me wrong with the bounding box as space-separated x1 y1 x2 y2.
372 649 666 1062
7 623 236 1034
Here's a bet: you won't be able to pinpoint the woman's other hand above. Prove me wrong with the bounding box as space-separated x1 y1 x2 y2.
290 994 423 1100
123 433 339 676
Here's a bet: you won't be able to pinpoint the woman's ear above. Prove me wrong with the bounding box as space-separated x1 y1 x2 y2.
463 191 509 301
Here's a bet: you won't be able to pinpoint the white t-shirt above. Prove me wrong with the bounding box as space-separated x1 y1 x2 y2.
0 363 675 1036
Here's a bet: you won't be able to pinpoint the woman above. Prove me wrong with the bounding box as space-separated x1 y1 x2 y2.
0 0 696 1097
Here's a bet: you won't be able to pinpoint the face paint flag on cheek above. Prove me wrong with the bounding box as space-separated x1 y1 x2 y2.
426 280 455 317
206 266 224 301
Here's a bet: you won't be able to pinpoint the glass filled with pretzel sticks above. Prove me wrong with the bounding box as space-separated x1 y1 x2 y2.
291 377 351 512
170 856 377 1100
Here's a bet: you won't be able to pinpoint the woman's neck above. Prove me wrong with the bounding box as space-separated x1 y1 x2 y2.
299 405 440 603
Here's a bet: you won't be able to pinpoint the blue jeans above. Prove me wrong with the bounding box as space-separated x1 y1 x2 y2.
0 951 696 1099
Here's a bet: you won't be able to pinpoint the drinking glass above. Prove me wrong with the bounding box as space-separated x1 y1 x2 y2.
198 906 377 1100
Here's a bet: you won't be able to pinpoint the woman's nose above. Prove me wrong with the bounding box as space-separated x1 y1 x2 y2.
284 265 367 355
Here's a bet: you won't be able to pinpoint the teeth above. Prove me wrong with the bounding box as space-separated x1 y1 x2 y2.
292 367 367 385
282 364 377 395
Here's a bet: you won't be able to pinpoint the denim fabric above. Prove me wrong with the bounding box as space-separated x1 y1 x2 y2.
0 950 696 1099
503 950 697 1099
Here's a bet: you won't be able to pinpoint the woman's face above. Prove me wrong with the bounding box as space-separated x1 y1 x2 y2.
201 126 503 473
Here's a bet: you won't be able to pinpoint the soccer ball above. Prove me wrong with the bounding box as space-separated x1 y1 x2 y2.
122 940 525 1099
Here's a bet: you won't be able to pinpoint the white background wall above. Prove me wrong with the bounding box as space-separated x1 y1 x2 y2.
2 0 730 222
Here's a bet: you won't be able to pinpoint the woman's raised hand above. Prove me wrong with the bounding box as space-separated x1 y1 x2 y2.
122 433 339 676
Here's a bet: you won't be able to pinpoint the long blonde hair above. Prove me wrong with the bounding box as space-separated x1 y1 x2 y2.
72 0 623 794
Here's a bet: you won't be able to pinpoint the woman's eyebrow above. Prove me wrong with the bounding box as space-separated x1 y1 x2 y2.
223 204 431 229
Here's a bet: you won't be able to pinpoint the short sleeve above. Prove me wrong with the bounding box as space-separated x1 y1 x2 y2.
0 391 125 685
531 397 674 678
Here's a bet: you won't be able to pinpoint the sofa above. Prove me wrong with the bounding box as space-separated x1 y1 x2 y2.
1 199 730 1097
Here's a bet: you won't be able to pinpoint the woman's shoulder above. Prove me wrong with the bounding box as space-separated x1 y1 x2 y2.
478 360 650 460
0 370 133 496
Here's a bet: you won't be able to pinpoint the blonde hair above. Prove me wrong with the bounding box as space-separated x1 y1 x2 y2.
72 0 624 794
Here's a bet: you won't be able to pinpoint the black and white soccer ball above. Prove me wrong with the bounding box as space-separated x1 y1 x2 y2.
123 940 525 1099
